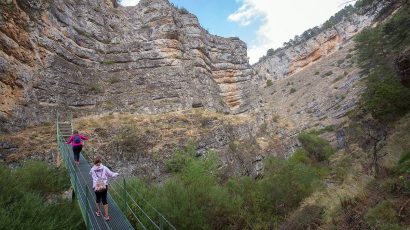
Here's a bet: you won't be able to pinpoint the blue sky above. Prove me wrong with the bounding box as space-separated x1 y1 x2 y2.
121 0 354 63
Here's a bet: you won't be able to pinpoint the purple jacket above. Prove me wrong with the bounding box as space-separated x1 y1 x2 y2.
89 164 119 190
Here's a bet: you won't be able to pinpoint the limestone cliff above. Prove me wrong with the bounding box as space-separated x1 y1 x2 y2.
0 0 256 133
253 0 398 85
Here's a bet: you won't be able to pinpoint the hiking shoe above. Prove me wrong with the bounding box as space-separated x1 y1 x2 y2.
96 211 101 217
104 216 110 221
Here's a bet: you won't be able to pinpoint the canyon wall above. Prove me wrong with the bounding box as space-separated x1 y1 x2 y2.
0 0 256 133
253 1 395 85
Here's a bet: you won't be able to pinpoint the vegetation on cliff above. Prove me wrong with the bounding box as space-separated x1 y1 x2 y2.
355 1 410 121
260 0 400 62
112 136 333 229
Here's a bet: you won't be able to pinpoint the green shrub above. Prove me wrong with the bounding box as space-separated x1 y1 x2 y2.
109 76 120 84
355 4 410 121
317 125 336 134
395 151 410 192
290 88 297 94
365 201 399 229
178 7 189 14
165 149 194 173
260 157 322 216
323 71 333 77
298 132 335 162
333 155 353 182
289 149 311 165
87 83 104 94
355 0 377 8
362 70 410 121
280 205 324 230
266 79 273 87
396 151 410 174
153 152 237 230
115 144 323 229
0 161 84 229
14 161 70 195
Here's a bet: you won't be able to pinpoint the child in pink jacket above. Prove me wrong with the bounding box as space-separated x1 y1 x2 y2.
66 130 89 166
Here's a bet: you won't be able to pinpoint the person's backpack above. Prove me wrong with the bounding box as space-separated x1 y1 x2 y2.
74 135 81 144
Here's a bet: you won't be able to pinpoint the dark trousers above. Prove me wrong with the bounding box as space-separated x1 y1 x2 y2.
95 187 108 205
72 145 82 162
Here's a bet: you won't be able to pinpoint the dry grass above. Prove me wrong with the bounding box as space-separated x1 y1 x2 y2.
73 109 254 160
297 114 410 226
0 123 57 163
260 40 362 138
380 114 410 169
1 109 254 165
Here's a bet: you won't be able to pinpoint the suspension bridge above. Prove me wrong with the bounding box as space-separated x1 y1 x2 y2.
56 113 176 230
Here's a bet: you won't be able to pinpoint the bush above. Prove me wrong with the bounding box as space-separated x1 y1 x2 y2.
14 161 70 195
109 76 120 84
178 7 189 14
100 60 115 65
355 0 377 8
396 151 410 174
323 71 333 77
317 125 336 134
153 152 238 230
365 201 399 229
290 88 297 94
362 70 410 121
0 161 84 229
266 79 273 87
260 157 322 216
118 144 323 229
113 125 157 159
355 4 410 121
165 151 193 173
87 83 104 94
280 205 324 230
298 132 335 162
289 149 311 165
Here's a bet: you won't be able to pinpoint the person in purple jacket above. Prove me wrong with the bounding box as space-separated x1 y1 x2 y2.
90 157 119 221
66 130 89 166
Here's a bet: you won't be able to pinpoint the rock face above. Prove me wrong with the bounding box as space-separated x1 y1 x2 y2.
252 1 389 85
0 0 256 133
255 40 365 156
395 48 410 88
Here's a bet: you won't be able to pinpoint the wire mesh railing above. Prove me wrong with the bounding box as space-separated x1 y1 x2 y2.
57 115 110 229
56 113 175 230
88 144 176 230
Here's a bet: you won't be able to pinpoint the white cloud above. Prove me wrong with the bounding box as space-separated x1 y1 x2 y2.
229 0 351 64
120 0 140 6
227 3 260 26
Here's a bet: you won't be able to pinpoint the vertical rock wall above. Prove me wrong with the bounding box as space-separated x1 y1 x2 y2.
0 0 256 133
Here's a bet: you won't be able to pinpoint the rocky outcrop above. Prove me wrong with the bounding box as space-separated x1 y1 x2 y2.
0 0 256 133
252 1 392 85
395 48 410 88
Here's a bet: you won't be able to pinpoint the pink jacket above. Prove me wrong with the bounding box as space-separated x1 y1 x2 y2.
66 134 88 147
89 164 119 190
